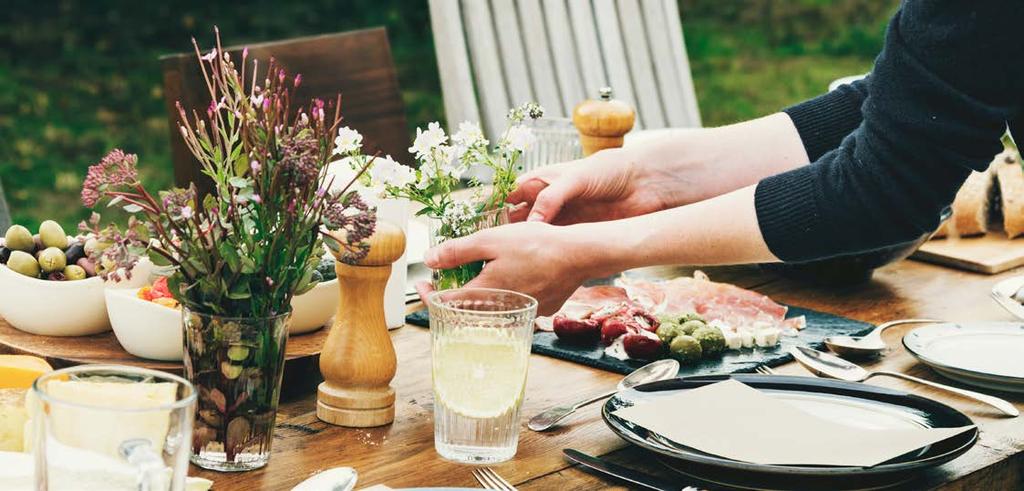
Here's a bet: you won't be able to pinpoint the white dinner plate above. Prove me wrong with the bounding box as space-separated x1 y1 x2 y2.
903 322 1024 393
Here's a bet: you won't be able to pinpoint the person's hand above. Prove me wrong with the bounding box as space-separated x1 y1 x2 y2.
507 147 685 224
416 221 603 315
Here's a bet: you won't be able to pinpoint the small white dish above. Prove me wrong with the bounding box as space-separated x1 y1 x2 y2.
105 288 183 361
0 260 149 337
903 322 1024 392
290 278 338 334
990 275 1024 320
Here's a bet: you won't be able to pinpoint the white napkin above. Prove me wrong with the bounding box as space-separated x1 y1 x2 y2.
613 380 974 467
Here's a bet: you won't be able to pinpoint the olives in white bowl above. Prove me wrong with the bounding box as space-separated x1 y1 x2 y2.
0 258 151 336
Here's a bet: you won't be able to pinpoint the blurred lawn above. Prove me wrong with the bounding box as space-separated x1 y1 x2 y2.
0 0 895 232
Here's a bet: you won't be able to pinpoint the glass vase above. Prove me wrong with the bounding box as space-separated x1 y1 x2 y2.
428 206 511 291
182 308 290 472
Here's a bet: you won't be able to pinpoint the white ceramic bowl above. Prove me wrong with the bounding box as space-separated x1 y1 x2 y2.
290 278 338 334
105 288 183 361
0 260 149 337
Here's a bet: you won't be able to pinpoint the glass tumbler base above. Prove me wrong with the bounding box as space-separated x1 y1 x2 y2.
190 451 269 472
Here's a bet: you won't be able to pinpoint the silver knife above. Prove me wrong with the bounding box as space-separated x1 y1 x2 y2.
563 449 698 491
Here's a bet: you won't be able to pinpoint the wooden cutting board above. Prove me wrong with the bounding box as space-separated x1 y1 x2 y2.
911 232 1024 274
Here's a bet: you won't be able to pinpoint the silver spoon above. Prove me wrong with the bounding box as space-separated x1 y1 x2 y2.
824 318 942 358
528 359 680 432
790 346 1018 417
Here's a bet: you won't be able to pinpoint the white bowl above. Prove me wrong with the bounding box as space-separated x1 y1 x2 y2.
105 288 183 361
289 278 338 334
0 260 149 337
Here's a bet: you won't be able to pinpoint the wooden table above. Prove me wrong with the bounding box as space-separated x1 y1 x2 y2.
5 259 1021 489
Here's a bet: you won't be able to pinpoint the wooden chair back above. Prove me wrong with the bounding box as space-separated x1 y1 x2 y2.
428 0 701 140
161 28 408 192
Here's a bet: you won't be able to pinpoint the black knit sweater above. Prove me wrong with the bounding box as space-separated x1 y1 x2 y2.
754 1 1023 262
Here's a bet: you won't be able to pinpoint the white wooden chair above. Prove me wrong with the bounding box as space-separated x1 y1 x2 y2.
428 0 702 142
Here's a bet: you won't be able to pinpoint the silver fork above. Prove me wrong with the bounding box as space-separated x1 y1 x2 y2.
755 365 777 375
472 467 517 491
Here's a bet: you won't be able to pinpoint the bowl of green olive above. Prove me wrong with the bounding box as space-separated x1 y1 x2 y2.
0 221 149 336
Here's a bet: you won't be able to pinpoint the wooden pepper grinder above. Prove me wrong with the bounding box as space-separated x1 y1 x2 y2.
572 87 636 156
317 221 406 427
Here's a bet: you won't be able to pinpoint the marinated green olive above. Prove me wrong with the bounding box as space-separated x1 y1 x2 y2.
680 312 705 323
39 220 69 249
4 225 34 252
668 335 703 365
656 322 686 343
38 247 67 273
6 250 40 278
62 265 87 281
692 326 726 356
679 319 706 336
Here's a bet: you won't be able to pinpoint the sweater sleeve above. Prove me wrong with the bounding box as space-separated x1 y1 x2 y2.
784 78 868 161
755 1 1022 262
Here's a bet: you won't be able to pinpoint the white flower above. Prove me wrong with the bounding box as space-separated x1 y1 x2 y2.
452 121 488 148
441 200 479 238
409 122 448 158
503 125 535 153
180 206 193 219
370 156 416 189
333 126 363 155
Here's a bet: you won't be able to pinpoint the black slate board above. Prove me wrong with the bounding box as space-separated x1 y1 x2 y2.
406 306 874 376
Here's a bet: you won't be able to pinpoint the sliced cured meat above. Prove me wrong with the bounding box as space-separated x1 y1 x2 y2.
535 285 631 331
616 275 790 330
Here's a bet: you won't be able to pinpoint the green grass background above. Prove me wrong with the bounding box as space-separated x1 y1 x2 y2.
0 0 896 232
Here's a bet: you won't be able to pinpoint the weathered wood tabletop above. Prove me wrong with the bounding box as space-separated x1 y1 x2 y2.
177 259 1023 490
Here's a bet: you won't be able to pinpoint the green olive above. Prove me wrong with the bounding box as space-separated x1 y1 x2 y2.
668 335 703 364
680 319 706 336
62 265 87 281
6 250 40 278
4 225 35 252
38 247 67 273
38 220 69 250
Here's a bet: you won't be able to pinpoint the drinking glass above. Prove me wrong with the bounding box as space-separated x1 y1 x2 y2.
428 206 511 290
32 365 196 491
183 309 290 472
428 288 538 463
520 117 582 173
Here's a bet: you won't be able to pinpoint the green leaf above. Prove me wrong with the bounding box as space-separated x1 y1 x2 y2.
219 242 241 273
106 195 124 207
123 204 143 213
147 249 173 267
239 255 257 274
228 176 250 188
227 280 252 300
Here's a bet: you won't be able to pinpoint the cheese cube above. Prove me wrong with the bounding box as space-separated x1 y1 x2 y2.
0 389 27 452
0 355 53 389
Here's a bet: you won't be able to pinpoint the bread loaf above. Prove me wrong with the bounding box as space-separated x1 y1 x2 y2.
933 162 997 238
997 151 1024 238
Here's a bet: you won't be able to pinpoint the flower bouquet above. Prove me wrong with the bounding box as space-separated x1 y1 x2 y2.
348 103 543 289
81 28 376 471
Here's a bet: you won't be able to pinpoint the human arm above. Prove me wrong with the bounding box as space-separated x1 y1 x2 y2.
426 184 774 314
508 112 810 223
756 2 1023 261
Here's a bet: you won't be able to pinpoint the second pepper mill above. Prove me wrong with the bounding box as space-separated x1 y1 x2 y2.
317 221 406 427
572 87 636 156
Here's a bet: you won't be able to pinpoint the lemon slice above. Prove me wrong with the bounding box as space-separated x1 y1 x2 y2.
433 327 529 419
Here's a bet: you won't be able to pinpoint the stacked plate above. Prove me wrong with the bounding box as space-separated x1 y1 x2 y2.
903 322 1024 393
603 375 978 491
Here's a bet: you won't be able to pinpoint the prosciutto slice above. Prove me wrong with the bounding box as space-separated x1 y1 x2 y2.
535 285 631 331
616 274 794 330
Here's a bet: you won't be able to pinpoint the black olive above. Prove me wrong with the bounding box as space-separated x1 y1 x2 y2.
0 246 9 264
64 243 86 264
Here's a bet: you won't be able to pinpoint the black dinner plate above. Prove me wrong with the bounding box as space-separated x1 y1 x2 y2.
602 375 978 491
